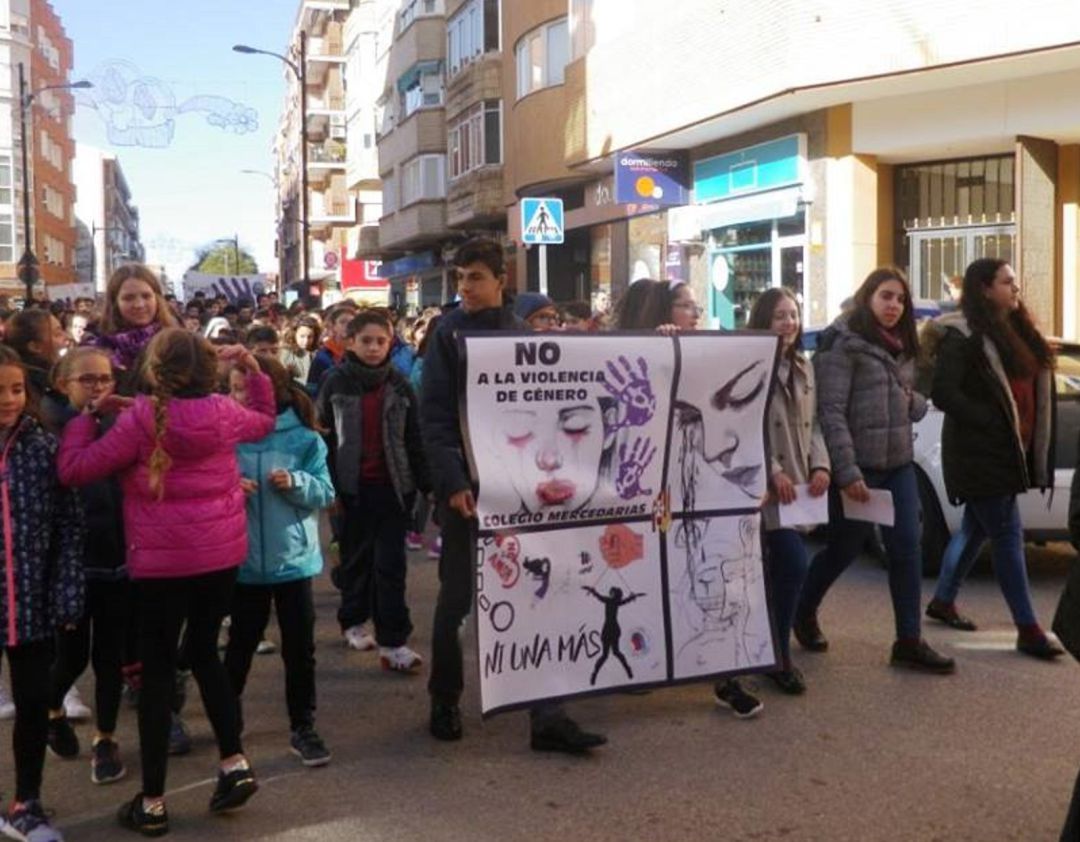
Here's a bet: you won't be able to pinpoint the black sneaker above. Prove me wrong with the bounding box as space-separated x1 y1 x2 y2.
925 599 978 631
92 737 127 785
713 679 763 719
209 763 258 813
793 613 828 652
1017 634 1066 660
167 714 191 757
530 717 607 754
890 639 956 674
117 793 168 838
429 702 463 741
47 715 80 759
289 726 331 767
767 666 807 695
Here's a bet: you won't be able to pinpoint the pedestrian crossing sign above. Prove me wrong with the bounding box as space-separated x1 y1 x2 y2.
521 197 564 245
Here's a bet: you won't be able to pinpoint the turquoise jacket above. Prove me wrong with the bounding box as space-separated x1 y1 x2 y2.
237 408 335 586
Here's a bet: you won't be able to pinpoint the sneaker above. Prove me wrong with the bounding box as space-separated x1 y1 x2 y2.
713 679 763 719
167 714 191 757
209 763 258 813
428 535 442 560
0 682 14 721
343 625 376 652
1017 633 1066 660
890 639 956 674
767 667 807 695
429 701 462 741
379 645 423 673
46 716 79 759
793 613 828 652
2 799 63 842
63 687 91 721
405 531 424 551
117 793 168 838
91 738 126 785
289 726 331 767
255 639 277 655
530 717 607 754
925 599 978 631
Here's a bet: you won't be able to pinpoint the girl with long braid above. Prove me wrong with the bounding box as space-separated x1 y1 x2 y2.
58 329 275 837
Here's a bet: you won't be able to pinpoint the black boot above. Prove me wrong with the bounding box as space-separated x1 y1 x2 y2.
530 716 607 754
793 612 828 652
429 701 463 741
890 639 955 674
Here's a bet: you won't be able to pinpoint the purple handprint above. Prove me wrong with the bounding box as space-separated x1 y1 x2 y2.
603 355 656 432
616 436 657 499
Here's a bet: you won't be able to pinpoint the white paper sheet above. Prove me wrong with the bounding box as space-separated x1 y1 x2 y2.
777 484 829 527
840 489 895 526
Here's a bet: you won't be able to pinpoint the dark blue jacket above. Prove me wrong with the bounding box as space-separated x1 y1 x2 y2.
40 395 126 581
420 304 523 500
0 416 85 647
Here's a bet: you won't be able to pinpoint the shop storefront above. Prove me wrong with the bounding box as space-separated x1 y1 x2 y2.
377 251 447 313
691 134 810 329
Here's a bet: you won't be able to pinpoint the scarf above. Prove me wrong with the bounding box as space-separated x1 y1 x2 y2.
341 352 391 391
92 324 160 371
875 324 906 357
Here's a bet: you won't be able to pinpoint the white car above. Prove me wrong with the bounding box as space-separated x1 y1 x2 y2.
912 341 1080 574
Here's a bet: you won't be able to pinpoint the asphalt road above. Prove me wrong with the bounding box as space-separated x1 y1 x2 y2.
22 540 1080 842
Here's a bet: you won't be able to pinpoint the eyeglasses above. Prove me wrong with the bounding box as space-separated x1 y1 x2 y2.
531 313 562 327
69 374 115 388
674 303 704 316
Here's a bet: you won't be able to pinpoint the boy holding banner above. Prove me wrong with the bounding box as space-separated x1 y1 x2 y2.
421 237 607 754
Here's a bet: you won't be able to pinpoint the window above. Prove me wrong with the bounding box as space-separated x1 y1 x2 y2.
398 0 442 34
0 212 12 262
383 172 397 214
448 100 501 180
397 62 443 118
400 155 445 206
447 0 499 77
0 156 12 206
515 18 568 99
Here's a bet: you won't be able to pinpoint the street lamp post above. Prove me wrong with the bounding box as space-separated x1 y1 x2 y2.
16 64 92 305
214 235 241 275
233 34 308 294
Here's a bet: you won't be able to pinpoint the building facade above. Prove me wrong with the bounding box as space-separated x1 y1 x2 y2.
73 144 144 295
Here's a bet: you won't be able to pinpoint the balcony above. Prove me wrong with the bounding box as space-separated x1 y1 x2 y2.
377 109 445 173
308 141 347 187
447 165 505 229
379 203 450 251
387 17 445 82
309 190 356 233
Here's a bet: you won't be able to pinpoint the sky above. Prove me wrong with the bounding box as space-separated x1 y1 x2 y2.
54 0 300 284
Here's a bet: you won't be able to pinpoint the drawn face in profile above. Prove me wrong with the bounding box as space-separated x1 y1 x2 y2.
497 403 615 513
677 359 769 501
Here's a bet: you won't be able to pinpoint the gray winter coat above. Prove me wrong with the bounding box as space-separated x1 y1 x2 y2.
762 352 830 531
813 318 927 488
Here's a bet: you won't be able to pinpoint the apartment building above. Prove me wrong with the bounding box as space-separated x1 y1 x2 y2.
72 144 144 294
499 0 1080 335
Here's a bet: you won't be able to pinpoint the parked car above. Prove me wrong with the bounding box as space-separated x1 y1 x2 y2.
802 317 1076 574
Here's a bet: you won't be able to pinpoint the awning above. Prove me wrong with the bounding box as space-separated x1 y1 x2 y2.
396 60 442 93
668 185 806 241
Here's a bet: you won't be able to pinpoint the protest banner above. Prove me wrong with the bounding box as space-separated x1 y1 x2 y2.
181 271 268 303
460 332 781 715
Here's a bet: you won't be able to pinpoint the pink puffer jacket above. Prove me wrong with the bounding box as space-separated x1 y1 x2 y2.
58 371 275 580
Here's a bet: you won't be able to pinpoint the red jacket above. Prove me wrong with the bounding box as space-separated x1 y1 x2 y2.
58 371 275 580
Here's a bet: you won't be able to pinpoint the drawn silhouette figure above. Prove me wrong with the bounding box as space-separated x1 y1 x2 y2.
536 205 550 236
582 585 644 685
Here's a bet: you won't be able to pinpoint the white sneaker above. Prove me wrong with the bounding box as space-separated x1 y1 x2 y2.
0 681 14 720
379 645 423 673
64 687 92 721
427 536 442 560
343 626 376 651
255 639 277 655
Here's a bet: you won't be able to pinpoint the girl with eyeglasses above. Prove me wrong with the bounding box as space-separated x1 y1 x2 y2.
41 348 132 785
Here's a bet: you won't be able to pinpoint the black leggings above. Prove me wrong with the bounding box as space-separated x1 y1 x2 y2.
49 579 130 734
6 640 53 802
136 567 241 798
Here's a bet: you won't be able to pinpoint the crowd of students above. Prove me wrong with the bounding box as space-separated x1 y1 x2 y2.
0 240 1065 838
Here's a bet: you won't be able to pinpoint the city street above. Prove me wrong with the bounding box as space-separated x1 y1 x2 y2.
23 538 1080 842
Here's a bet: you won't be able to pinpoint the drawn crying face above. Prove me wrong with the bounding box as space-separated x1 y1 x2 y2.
497 401 614 513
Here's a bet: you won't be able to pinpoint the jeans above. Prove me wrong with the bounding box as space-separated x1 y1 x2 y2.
7 640 52 802
765 529 810 666
225 579 317 732
932 495 1038 627
49 579 131 734
797 463 923 642
338 487 414 647
136 568 241 798
428 501 476 706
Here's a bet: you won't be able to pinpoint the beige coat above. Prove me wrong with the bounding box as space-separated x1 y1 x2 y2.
763 352 831 531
